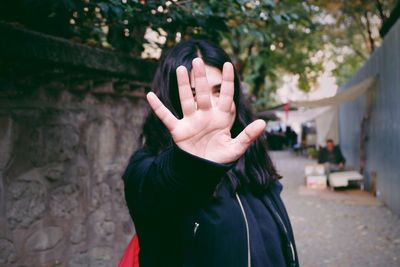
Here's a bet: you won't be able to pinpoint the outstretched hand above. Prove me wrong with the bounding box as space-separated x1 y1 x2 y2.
146 58 266 164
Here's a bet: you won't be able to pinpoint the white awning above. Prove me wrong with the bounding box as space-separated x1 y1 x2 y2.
275 107 330 125
270 76 377 146
289 76 377 108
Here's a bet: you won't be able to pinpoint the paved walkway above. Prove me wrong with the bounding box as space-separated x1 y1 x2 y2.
271 151 400 267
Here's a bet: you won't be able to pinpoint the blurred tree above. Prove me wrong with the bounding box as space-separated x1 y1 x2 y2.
0 0 324 109
0 0 397 108
312 0 397 86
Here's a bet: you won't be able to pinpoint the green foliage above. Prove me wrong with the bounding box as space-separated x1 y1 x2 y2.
307 147 318 159
1 0 396 108
0 0 324 103
312 0 397 87
213 0 326 108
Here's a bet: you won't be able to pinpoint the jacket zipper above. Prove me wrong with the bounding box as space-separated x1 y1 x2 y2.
274 207 296 263
235 194 251 267
265 197 296 265
193 222 200 236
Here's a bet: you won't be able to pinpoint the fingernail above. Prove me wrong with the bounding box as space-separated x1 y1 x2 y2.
177 65 186 73
193 57 202 64
146 92 155 99
224 62 232 68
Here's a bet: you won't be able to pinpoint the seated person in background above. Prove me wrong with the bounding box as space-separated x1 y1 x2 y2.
318 139 346 172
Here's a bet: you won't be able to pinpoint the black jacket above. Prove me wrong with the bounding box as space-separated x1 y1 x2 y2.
123 145 299 267
318 145 346 165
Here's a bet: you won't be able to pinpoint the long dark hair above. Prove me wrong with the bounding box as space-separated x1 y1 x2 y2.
141 39 281 194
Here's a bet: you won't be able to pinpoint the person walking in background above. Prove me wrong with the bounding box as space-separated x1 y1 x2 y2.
122 40 298 267
318 139 346 172
285 126 298 148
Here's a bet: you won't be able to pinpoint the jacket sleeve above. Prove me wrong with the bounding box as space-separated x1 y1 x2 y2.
122 144 234 212
335 146 346 164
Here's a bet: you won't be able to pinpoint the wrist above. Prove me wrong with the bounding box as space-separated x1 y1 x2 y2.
171 144 235 177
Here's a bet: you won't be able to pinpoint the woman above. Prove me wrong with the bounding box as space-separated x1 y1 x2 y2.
122 40 299 267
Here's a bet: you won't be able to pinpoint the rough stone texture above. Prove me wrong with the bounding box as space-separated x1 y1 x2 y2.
26 226 63 252
49 184 81 218
0 84 147 266
0 117 14 170
68 247 113 267
0 239 17 265
6 179 46 229
0 23 152 266
69 223 87 245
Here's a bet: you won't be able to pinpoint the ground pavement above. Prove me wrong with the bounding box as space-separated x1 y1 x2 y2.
271 151 400 267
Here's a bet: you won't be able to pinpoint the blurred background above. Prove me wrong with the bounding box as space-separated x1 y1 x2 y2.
0 0 399 266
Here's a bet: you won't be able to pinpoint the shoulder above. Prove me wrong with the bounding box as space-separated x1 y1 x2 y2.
333 145 342 152
122 147 157 181
269 180 283 195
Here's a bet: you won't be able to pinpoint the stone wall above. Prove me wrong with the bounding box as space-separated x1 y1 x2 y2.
0 83 148 266
0 23 154 266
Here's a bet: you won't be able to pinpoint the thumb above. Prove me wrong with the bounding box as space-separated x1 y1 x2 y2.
233 119 266 151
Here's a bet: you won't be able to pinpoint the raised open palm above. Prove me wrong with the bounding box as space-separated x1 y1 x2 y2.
147 58 266 164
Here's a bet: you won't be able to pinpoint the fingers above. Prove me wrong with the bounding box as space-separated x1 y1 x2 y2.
177 66 196 116
234 119 266 151
217 62 235 112
192 58 212 110
146 92 179 131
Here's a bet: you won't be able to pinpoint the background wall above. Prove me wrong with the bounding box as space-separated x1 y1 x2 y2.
0 24 153 267
338 19 400 215
0 86 147 266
